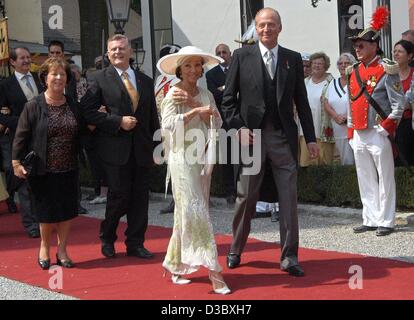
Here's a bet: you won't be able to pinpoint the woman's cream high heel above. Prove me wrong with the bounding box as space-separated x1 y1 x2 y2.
209 272 231 295
171 274 192 285
163 267 191 285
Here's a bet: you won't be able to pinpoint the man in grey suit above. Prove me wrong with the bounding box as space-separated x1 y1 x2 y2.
221 8 319 277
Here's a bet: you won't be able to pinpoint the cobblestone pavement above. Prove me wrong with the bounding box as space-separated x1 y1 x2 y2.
1 192 413 299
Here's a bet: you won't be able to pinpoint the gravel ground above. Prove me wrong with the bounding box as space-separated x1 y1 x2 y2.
0 277 76 300
2 192 413 300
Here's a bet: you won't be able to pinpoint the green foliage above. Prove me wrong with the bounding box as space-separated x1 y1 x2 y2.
80 164 414 209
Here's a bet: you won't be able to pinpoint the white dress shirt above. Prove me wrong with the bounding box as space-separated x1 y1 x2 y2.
258 41 279 71
114 66 138 91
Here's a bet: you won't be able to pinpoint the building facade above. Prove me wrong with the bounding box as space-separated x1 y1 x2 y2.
141 0 412 78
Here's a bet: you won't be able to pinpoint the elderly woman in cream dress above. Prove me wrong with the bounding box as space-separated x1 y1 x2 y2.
157 46 231 295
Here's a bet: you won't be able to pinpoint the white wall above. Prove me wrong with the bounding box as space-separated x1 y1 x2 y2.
171 0 242 54
389 0 409 44
265 0 340 76
6 0 44 44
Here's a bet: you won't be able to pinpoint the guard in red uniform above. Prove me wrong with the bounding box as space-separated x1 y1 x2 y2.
347 7 405 236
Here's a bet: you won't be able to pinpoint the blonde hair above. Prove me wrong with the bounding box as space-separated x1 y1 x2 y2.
310 52 331 71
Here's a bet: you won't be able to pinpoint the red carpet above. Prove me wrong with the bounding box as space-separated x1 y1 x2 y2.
0 204 413 300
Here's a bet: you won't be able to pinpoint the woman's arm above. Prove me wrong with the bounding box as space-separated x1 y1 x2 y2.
12 101 34 179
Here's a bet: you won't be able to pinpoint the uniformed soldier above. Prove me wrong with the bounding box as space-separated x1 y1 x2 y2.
347 7 406 236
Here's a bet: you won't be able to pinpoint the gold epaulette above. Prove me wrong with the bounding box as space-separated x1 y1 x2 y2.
381 58 399 75
345 62 359 76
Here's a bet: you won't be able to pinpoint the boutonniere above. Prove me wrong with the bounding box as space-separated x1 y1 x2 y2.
285 60 290 70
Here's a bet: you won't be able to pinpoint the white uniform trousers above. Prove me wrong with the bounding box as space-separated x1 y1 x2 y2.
353 128 395 228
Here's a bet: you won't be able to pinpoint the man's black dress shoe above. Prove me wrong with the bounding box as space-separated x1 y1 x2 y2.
28 229 40 238
282 265 305 277
353 225 377 233
101 243 116 258
38 258 51 270
6 198 17 213
127 247 154 259
159 200 175 214
376 227 394 236
227 253 240 269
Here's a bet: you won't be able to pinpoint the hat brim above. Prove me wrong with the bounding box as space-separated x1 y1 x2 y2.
157 52 223 75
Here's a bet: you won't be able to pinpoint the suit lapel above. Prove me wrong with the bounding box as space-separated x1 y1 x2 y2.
276 46 288 106
10 75 28 103
108 65 128 97
216 66 226 84
107 65 133 114
134 70 145 115
249 44 264 93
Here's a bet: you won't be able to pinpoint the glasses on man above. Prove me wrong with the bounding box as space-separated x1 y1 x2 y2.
353 43 365 50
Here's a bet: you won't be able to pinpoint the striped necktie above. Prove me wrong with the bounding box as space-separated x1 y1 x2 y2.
23 74 34 93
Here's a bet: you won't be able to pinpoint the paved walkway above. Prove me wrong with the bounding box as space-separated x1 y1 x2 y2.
1 192 413 300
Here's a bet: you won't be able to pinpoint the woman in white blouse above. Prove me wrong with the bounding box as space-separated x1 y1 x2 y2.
299 52 334 167
324 53 356 165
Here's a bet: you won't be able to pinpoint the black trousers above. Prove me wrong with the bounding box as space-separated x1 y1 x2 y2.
395 117 414 166
100 152 150 249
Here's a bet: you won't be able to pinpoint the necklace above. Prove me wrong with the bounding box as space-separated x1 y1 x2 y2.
45 92 66 106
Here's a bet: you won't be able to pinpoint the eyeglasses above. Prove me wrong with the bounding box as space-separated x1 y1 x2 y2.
216 51 228 55
353 43 365 50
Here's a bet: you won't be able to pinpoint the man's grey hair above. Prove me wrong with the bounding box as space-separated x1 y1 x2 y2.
107 34 130 47
255 7 282 25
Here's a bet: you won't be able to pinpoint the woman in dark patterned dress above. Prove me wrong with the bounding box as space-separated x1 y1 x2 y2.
12 57 84 270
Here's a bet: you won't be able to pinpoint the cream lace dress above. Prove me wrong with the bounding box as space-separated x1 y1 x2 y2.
161 86 223 274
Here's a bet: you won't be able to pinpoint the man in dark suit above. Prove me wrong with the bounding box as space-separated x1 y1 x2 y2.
81 34 160 259
206 44 236 205
0 46 43 237
222 8 319 277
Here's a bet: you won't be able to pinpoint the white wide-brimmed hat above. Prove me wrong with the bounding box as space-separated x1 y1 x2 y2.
157 46 223 75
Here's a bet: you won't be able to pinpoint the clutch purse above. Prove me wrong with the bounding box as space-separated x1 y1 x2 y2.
9 151 38 193
21 150 38 176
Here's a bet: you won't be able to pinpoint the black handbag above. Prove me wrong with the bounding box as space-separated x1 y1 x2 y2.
21 150 38 176
9 151 38 193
